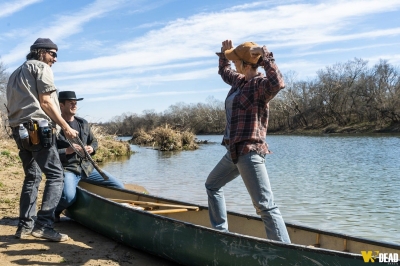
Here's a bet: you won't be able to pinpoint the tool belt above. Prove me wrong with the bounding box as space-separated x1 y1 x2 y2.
16 121 55 151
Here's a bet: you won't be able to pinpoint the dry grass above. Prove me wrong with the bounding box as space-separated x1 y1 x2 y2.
0 138 28 218
0 125 132 216
90 124 131 162
0 110 9 140
0 164 26 218
0 138 21 169
131 128 154 145
152 126 182 151
180 130 198 150
131 124 198 151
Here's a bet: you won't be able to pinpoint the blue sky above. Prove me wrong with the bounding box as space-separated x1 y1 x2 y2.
1 0 400 122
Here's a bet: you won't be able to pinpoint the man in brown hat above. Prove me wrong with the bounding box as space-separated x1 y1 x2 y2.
6 38 78 242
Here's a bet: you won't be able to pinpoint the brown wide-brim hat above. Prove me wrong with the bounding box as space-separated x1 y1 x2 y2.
224 41 261 65
58 91 83 101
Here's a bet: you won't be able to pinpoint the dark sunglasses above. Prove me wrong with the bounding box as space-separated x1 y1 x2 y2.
46 50 57 58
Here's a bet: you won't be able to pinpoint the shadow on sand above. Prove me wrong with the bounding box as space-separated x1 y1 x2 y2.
0 217 178 265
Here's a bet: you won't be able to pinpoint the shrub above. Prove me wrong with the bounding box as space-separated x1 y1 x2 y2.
130 128 154 145
89 124 131 162
181 130 198 150
131 124 198 151
152 125 182 151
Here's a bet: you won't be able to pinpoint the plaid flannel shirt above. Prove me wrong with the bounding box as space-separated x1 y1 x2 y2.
217 47 285 163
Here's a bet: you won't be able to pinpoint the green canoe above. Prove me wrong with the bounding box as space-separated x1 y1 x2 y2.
65 182 400 266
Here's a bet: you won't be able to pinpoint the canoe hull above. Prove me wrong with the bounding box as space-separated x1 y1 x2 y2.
66 185 375 266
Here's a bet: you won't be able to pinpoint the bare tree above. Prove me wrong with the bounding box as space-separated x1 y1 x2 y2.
101 58 400 135
369 60 400 124
0 59 10 138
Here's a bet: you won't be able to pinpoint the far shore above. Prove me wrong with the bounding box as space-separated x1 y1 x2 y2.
115 122 400 138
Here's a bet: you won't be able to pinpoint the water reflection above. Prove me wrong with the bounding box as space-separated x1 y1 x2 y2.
157 150 183 159
98 154 131 164
102 134 400 244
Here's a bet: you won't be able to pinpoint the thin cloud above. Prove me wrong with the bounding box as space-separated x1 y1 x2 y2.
0 0 41 18
86 88 228 102
274 28 400 48
56 60 214 81
225 0 283 11
283 42 400 58
279 60 326 79
365 54 400 66
57 67 216 95
125 0 171 15
2 0 130 64
4 0 400 95
135 21 167 29
52 0 400 75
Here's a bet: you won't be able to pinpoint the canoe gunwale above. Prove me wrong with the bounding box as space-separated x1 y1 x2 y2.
68 184 399 260
285 221 400 250
83 184 400 250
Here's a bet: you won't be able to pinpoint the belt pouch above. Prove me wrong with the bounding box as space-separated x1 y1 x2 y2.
28 121 40 145
39 126 53 148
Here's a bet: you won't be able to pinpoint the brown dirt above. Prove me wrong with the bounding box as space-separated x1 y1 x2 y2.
0 140 178 266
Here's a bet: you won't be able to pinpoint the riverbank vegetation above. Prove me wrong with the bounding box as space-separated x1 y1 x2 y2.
99 58 400 135
1 58 399 137
90 125 132 161
0 125 131 165
103 96 226 135
131 125 198 151
0 125 131 217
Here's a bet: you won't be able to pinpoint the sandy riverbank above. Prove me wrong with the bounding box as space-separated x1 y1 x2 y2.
0 139 177 265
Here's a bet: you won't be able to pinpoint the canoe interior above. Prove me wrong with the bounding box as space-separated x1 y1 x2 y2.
75 182 400 256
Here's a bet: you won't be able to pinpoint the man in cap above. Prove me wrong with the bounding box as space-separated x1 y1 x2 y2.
6 38 78 242
55 91 124 222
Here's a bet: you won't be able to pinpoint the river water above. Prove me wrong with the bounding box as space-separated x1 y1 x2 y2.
101 134 400 244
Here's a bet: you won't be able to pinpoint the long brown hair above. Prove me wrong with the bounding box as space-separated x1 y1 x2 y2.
26 49 47 61
242 60 259 70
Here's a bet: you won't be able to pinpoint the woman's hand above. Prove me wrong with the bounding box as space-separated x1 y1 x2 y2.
250 45 269 57
249 45 265 57
221 40 233 52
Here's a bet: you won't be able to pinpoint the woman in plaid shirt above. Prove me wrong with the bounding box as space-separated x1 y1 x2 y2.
205 40 290 243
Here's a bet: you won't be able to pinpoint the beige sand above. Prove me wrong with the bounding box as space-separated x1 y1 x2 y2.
0 166 177 265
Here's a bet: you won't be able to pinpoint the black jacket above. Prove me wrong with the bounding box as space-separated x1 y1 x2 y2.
57 116 98 177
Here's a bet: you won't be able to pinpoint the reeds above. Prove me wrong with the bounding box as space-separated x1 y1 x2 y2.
131 124 199 151
91 124 132 162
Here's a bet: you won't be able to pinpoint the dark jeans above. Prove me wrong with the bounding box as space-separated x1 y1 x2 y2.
12 127 64 229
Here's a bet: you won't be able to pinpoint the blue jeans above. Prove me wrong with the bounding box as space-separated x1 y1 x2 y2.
205 149 291 243
12 127 64 229
56 169 124 213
